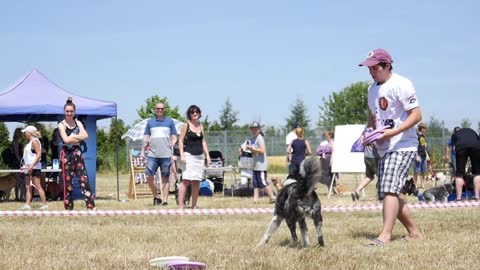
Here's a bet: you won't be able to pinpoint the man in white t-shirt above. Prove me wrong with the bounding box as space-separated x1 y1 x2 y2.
359 48 423 246
285 123 299 173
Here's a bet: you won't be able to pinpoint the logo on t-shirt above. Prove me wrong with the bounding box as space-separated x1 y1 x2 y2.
379 97 388 110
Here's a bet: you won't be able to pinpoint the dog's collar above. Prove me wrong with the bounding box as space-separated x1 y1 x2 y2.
283 178 298 187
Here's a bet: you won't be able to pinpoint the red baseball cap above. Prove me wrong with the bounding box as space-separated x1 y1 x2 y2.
359 48 393 67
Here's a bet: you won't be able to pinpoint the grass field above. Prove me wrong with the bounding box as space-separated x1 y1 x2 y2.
0 172 479 270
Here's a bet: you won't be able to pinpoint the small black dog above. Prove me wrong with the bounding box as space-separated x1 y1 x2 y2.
423 183 455 202
400 178 419 196
258 157 324 247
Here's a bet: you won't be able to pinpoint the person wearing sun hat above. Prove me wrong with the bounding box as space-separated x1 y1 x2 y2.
19 125 48 210
360 48 423 245
246 121 276 203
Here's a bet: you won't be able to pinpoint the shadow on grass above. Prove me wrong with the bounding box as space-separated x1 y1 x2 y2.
278 238 325 249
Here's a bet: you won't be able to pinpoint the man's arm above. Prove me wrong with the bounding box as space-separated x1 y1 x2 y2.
140 135 150 157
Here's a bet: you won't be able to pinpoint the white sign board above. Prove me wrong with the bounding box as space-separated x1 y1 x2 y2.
331 125 366 173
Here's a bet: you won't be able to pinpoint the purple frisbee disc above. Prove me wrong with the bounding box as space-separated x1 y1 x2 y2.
166 260 207 270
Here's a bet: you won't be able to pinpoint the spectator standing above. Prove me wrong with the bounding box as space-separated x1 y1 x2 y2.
12 127 25 201
246 121 276 203
414 123 429 188
19 126 48 210
178 105 211 209
35 123 49 187
316 131 337 191
449 127 480 201
34 123 49 169
58 97 96 210
50 128 60 163
287 127 312 175
445 127 461 178
140 102 178 206
285 123 299 173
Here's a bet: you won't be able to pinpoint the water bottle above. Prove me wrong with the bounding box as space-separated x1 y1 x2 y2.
52 159 59 170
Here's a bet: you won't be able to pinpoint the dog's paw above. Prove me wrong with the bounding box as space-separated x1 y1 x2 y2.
317 237 325 247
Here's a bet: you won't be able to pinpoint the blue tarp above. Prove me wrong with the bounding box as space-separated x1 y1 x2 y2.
0 69 118 197
0 69 116 121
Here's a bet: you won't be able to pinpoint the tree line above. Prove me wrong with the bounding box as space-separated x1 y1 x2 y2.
0 81 477 173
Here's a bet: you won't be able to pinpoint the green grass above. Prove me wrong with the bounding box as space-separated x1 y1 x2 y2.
0 173 478 269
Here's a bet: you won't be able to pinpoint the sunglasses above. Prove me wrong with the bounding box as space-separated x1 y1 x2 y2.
190 110 199 114
156 108 165 110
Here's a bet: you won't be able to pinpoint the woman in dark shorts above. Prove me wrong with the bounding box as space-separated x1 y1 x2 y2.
20 125 48 210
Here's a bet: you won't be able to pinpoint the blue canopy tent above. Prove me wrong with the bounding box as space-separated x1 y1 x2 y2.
0 69 118 199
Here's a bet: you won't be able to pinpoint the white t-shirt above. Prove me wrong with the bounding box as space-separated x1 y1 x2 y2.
285 131 297 147
23 138 42 169
368 73 419 156
252 134 268 171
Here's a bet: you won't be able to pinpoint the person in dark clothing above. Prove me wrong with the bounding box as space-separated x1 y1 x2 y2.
449 128 480 200
287 127 312 175
48 128 61 183
12 127 25 201
178 105 211 209
414 123 429 188
34 123 49 169
50 128 60 163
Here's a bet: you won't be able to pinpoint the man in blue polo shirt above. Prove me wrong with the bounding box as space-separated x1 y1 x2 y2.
141 102 178 206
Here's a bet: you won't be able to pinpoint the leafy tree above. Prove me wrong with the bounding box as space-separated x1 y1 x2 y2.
460 118 471 128
0 122 10 149
219 97 239 130
203 115 211 131
264 125 278 137
425 116 449 168
286 97 310 132
109 118 128 149
96 128 110 170
318 81 370 127
208 121 223 132
426 116 447 137
136 95 185 122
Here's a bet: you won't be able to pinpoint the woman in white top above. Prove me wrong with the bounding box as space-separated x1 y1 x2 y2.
20 125 48 210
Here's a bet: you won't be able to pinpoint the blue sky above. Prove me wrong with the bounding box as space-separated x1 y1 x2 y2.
1 0 478 133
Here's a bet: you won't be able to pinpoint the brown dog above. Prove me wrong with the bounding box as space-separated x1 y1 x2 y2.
270 176 284 193
0 173 17 201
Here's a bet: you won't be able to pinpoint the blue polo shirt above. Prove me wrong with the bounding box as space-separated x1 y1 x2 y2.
144 117 177 158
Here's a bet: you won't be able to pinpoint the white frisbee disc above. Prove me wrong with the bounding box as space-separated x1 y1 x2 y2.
149 256 189 267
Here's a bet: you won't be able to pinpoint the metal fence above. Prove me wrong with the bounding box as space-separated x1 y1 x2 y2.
125 128 454 169
205 129 453 168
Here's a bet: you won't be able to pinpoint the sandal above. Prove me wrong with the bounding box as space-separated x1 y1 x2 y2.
365 238 386 247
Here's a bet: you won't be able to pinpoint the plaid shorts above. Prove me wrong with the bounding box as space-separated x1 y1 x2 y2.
378 151 415 199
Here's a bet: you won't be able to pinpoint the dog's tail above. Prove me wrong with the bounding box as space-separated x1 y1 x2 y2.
298 157 322 196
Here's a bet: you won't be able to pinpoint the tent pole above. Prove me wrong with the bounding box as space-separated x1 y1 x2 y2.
115 117 120 201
